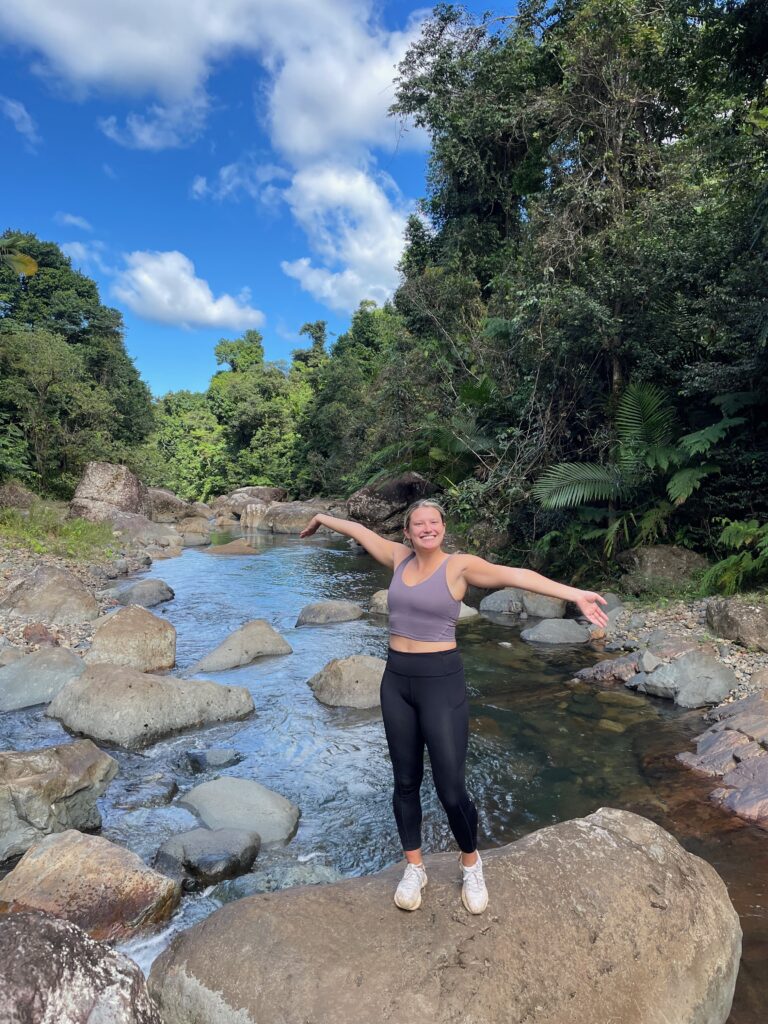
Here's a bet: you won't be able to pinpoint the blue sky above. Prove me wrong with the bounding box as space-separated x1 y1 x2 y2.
1 1 497 397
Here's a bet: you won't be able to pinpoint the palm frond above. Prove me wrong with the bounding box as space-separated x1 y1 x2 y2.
677 417 746 456
666 465 720 505
614 382 674 449
532 463 623 509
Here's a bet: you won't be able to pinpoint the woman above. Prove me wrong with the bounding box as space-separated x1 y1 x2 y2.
300 499 608 915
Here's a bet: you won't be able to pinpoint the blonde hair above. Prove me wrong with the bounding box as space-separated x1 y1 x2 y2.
403 498 446 531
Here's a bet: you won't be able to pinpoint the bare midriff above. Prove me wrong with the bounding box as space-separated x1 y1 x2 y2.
388 635 459 653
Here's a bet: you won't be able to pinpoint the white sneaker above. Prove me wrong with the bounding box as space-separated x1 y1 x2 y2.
460 854 488 914
394 862 427 911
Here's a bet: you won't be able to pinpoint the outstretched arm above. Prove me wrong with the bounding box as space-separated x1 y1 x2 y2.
299 514 407 569
460 555 609 627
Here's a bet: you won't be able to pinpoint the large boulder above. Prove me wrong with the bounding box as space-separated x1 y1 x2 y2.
231 485 288 504
148 808 741 1024
706 597 768 653
0 740 118 864
105 578 175 608
307 655 386 709
0 480 36 509
296 600 364 626
188 619 292 673
260 500 340 534
178 777 300 844
0 565 99 624
175 515 213 547
0 646 86 712
368 590 389 615
479 588 566 618
47 664 254 750
85 604 176 672
479 587 524 615
239 501 269 529
109 511 184 557
618 544 708 595
0 830 180 941
521 619 590 644
69 461 152 521
147 486 195 523
626 650 736 708
155 827 261 888
347 472 438 532
0 911 162 1024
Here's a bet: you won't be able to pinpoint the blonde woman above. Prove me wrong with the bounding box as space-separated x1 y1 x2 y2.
300 499 608 914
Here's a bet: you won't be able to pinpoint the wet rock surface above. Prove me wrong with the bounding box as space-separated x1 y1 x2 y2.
307 654 386 708
178 776 300 844
0 646 85 712
0 910 163 1024
155 827 261 888
0 829 180 941
188 618 292 673
296 599 364 626
85 604 176 672
103 578 175 608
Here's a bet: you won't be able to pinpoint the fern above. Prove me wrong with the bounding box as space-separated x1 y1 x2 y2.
531 463 623 508
666 465 720 505
677 417 745 456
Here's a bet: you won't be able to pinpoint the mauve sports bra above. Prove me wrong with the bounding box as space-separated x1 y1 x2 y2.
388 553 461 642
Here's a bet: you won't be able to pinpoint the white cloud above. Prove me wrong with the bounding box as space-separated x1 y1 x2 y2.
60 240 111 274
99 93 208 150
112 250 265 330
0 95 41 148
55 211 92 231
191 158 289 202
281 164 409 312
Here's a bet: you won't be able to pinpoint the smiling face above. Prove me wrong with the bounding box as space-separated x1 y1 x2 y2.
404 504 446 553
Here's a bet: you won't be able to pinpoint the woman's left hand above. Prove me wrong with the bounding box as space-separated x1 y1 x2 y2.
574 590 609 628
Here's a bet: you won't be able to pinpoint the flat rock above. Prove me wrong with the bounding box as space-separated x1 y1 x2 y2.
706 597 768 652
0 830 180 941
307 654 386 708
155 827 261 888
627 650 736 708
0 911 162 1024
0 739 118 864
574 653 639 686
108 578 175 608
85 604 176 672
213 852 342 902
521 618 590 644
148 808 741 1024
178 777 300 844
712 755 768 828
48 663 254 750
0 646 85 712
206 538 259 555
189 619 292 673
0 565 99 624
296 600 364 626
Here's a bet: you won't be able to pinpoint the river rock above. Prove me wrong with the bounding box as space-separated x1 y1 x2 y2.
155 828 261 888
574 653 640 687
0 830 180 941
109 511 184 557
188 619 292 673
107 578 175 608
347 472 438 532
69 461 152 521
521 618 590 644
178 777 300 844
480 588 524 614
627 650 736 708
234 485 288 503
147 486 195 523
0 740 118 864
148 807 741 1024
185 747 242 772
0 646 25 667
0 911 162 1024
85 604 176 671
240 501 269 529
711 755 768 827
706 597 768 652
175 515 213 546
0 565 99 624
206 537 258 555
48 664 254 750
0 646 85 711
296 600 364 626
618 544 708 595
214 851 342 902
522 592 566 617
262 500 339 534
114 771 179 810
307 654 386 708
458 601 479 620
369 589 389 615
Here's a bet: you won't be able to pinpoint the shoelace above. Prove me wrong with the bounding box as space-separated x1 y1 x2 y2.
462 863 485 894
401 864 425 891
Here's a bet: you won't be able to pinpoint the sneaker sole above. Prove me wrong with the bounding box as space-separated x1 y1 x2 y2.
394 877 427 911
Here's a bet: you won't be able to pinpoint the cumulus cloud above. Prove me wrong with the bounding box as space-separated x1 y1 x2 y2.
112 250 265 330
191 158 289 202
0 95 41 148
61 240 111 274
55 211 92 231
99 93 209 150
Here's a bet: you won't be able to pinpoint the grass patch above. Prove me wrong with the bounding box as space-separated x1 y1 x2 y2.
0 501 117 562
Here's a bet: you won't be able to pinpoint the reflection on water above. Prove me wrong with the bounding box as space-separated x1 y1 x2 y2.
0 534 764 1019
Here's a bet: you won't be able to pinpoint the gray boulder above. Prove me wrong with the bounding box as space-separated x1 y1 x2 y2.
147 486 195 523
105 577 175 608
213 851 342 902
155 827 261 888
0 566 99 624
185 747 241 772
48 664 254 750
307 655 386 709
368 590 389 615
627 650 737 708
178 777 300 844
296 600 364 626
189 619 292 673
0 647 85 712
148 807 741 1024
239 501 269 529
618 544 708 595
0 740 118 864
175 516 213 546
479 587 566 618
706 597 768 653
0 911 162 1024
85 604 176 672
0 646 25 668
521 618 590 644
480 587 524 615
109 511 184 556
69 461 152 521
521 592 567 618
262 500 339 534
458 601 479 620
347 472 438 532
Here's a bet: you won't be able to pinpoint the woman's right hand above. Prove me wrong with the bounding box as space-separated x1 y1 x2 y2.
299 515 322 538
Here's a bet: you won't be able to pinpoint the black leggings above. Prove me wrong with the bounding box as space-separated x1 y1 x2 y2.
380 648 478 854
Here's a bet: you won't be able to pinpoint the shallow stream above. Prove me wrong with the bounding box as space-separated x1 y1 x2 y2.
1 534 765 1020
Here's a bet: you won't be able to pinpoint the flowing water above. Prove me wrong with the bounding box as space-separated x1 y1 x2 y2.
1 533 765 1020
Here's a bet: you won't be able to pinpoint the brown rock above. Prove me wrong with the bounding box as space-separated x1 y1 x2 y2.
0 481 36 509
618 545 708 595
69 461 151 521
706 597 768 652
206 538 259 555
575 654 640 686
85 604 176 672
0 566 99 625
0 830 180 941
147 487 195 523
21 621 57 645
